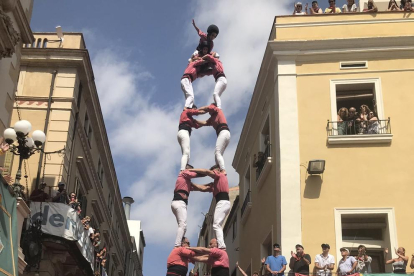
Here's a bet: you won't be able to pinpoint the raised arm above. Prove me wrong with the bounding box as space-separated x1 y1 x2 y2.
410 254 414 269
192 19 200 34
395 249 409 262
236 262 248 276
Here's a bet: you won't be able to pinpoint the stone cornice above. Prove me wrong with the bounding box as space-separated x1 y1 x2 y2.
12 0 34 44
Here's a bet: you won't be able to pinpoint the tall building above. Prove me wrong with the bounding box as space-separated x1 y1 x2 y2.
0 0 34 169
233 11 414 274
4 32 142 275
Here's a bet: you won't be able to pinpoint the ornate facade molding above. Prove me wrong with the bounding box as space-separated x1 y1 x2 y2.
0 6 20 59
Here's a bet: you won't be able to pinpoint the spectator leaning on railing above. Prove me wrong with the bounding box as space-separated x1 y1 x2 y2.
29 182 50 202
266 243 287 276
403 0 414 11
363 0 378 12
337 248 357 275
337 107 348 135
293 2 308 15
310 1 323 14
388 0 401 11
289 244 311 275
325 0 342 13
51 182 69 204
342 0 358 12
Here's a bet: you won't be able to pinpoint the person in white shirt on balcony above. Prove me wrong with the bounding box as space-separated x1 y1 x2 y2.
315 244 335 276
293 2 308 15
342 0 358 12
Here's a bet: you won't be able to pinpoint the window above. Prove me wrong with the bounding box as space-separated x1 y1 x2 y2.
98 159 104 186
341 214 386 241
328 79 391 144
108 193 113 216
260 115 270 153
232 215 237 241
36 38 41 48
42 38 48 48
77 82 83 109
244 167 250 196
84 112 89 134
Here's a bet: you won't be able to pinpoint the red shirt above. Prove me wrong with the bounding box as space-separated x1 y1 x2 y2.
179 109 201 129
211 170 229 197
205 104 228 130
174 170 199 194
182 59 205 82
198 30 214 52
207 248 229 268
167 247 195 268
203 54 225 77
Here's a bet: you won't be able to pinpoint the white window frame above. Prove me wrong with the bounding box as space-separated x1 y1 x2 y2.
334 208 398 262
329 78 392 144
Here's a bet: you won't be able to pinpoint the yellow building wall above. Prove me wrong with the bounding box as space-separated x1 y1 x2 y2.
296 57 414 272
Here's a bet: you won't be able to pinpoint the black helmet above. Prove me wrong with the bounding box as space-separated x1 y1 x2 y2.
207 24 219 36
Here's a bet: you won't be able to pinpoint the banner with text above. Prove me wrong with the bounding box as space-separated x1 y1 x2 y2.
30 202 94 271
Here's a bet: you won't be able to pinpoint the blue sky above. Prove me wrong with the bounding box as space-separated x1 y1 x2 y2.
30 0 349 275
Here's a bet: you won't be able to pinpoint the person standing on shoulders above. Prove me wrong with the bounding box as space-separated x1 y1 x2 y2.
266 243 287 276
166 237 196 276
314 244 335 276
289 244 311 274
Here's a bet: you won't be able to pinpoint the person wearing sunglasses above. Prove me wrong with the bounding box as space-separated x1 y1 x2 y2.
325 0 342 13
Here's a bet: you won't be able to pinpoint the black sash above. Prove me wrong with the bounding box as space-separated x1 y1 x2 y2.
215 192 229 202
181 74 193 82
214 72 226 81
216 123 230 136
173 190 189 205
178 123 192 135
211 266 229 276
167 265 188 276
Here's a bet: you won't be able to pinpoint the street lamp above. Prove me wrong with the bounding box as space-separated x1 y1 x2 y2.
307 160 326 175
3 120 47 198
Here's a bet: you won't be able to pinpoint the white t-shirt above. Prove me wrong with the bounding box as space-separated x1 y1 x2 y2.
342 4 357 12
315 254 335 276
88 227 95 237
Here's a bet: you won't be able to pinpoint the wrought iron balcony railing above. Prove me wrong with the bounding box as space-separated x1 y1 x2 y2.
326 118 391 136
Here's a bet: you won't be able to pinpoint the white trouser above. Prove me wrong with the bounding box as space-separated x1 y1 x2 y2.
181 78 194 108
213 76 227 109
177 130 190 171
171 200 187 247
215 130 230 170
213 200 231 249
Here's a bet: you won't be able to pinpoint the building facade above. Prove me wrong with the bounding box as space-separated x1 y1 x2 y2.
0 0 34 171
233 12 414 275
3 32 140 275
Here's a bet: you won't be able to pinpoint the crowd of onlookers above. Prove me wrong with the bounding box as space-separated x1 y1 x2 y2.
292 0 414 15
336 105 380 135
236 243 414 276
27 181 107 269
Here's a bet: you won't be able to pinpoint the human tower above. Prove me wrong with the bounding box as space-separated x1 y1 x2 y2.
167 20 231 276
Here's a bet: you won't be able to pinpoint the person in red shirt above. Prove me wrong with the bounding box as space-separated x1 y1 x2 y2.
192 19 218 56
194 104 230 171
189 238 230 276
177 105 206 171
172 164 212 247
201 53 227 109
181 55 208 109
189 166 230 250
167 237 196 276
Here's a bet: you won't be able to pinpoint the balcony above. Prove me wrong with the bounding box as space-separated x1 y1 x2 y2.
326 118 393 145
26 202 95 275
256 144 273 190
241 190 252 225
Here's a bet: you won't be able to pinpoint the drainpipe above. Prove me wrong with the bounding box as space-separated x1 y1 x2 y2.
35 70 57 190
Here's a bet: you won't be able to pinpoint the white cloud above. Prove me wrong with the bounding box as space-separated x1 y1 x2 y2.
90 0 291 247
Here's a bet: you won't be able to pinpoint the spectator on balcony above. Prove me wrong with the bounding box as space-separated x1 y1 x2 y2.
51 182 69 204
337 248 357 275
310 1 324 14
253 152 265 172
69 192 82 215
346 107 358 135
367 111 379 134
400 0 407 9
29 182 50 202
0 137 10 156
189 238 229 276
289 244 311 274
342 0 358 12
355 245 372 273
315 244 335 276
388 0 401 10
97 247 107 261
293 2 308 15
265 243 287 276
385 247 409 274
337 107 348 135
403 1 414 11
410 253 414 269
189 166 230 249
357 105 371 134
363 0 378 12
325 0 342 13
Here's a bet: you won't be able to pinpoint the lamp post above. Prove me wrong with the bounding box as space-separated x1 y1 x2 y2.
3 120 47 198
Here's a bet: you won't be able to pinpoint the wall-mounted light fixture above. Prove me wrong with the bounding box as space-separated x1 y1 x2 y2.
307 160 325 175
